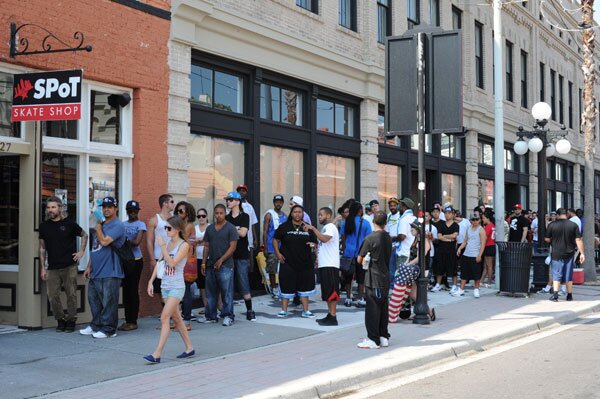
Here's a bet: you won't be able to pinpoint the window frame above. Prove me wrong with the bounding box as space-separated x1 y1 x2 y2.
505 40 514 102
407 0 420 28
452 5 462 30
259 82 305 127
296 0 318 14
475 21 484 89
339 0 357 31
539 62 545 102
429 0 440 27
558 74 564 124
520 50 528 108
190 62 247 115
377 0 392 44
568 81 574 129
550 69 556 121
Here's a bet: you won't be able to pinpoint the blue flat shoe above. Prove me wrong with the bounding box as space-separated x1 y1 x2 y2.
143 354 160 363
176 349 195 359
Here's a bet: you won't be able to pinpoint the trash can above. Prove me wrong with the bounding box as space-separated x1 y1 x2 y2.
531 249 550 292
497 241 532 294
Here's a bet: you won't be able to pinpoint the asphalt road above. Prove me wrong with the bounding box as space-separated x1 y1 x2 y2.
373 317 600 399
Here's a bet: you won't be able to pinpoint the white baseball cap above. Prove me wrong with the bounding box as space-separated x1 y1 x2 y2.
290 195 304 207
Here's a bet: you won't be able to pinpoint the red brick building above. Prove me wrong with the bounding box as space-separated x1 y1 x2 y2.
0 0 170 327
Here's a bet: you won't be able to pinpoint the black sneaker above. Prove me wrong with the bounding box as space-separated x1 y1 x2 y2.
56 318 66 332
316 314 338 326
64 319 76 333
549 292 559 302
566 293 573 301
246 310 256 322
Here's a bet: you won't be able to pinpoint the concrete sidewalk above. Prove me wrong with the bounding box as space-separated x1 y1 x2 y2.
3 284 600 399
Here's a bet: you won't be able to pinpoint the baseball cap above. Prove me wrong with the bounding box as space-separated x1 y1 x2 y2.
236 184 248 191
399 197 415 209
513 203 523 209
443 206 454 213
125 200 140 211
102 197 117 207
369 199 380 206
365 203 372 211
273 194 284 202
388 197 400 204
410 221 421 230
470 213 480 220
224 191 242 200
290 195 304 207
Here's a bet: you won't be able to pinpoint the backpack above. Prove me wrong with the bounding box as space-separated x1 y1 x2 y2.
110 238 135 264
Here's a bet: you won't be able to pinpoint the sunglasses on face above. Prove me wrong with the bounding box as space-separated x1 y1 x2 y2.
197 214 207 218
226 199 236 202
164 226 173 231
177 209 186 214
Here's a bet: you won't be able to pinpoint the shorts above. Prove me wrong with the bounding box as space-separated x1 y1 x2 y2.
394 263 420 285
196 258 206 289
551 257 574 283
279 262 316 299
266 253 279 275
341 259 366 286
484 246 496 257
153 259 162 293
234 258 251 295
460 256 483 282
161 287 185 300
432 252 458 277
318 267 340 302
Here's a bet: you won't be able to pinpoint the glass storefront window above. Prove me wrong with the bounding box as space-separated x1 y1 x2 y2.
441 134 462 159
0 72 19 137
410 134 432 153
317 154 355 215
260 83 303 126
42 153 79 224
89 156 120 226
378 163 402 211
90 91 121 144
479 142 493 165
478 178 494 208
555 163 565 181
504 148 514 170
0 156 19 264
188 135 245 213
260 145 304 220
317 98 355 137
520 185 528 209
42 120 78 140
190 65 244 114
556 191 564 209
441 173 462 211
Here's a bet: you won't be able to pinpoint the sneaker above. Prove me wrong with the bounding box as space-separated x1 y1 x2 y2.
197 316 217 323
301 311 315 318
537 287 552 294
344 298 353 307
64 319 76 333
118 322 138 331
233 300 243 305
222 316 234 326
473 288 480 298
357 338 380 349
566 293 573 301
56 318 66 332
246 310 257 322
79 326 95 335
430 284 442 292
189 315 197 322
380 337 389 347
450 288 465 297
549 292 559 302
277 310 288 318
92 330 117 338
355 298 366 308
316 314 338 326
449 285 458 294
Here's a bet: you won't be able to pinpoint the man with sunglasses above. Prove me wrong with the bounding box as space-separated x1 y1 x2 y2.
146 194 174 300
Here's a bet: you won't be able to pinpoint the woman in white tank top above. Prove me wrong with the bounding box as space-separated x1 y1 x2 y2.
144 216 194 364
195 208 210 315
455 215 487 298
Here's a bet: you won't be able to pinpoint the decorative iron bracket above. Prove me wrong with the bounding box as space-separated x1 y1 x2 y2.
9 22 92 58
516 124 567 144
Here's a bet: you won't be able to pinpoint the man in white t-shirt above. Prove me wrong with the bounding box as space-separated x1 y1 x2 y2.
305 206 340 326
395 198 417 266
567 208 582 234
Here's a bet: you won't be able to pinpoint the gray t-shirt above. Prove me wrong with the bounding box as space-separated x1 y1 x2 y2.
204 222 238 268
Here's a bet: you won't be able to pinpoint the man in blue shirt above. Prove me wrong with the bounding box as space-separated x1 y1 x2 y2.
263 194 287 299
80 197 126 339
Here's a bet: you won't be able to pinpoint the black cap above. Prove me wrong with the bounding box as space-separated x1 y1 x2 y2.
273 194 284 202
101 197 117 207
126 200 141 211
369 199 380 206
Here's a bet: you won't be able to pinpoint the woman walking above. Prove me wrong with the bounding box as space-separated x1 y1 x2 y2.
273 204 318 318
481 211 496 288
194 208 210 321
175 201 197 330
454 214 487 298
145 216 194 363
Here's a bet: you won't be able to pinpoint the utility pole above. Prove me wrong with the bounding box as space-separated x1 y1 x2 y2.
581 0 598 281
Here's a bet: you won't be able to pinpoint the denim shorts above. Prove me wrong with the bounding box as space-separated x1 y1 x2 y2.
551 257 574 283
161 288 185 300
234 258 251 295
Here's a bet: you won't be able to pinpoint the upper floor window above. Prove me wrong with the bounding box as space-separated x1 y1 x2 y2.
429 0 440 27
317 98 355 137
558 75 564 124
475 21 484 89
479 141 494 165
568 81 574 129
504 148 514 170
539 62 545 102
505 40 514 102
296 0 318 13
441 133 462 159
190 64 244 114
520 50 528 108
0 72 20 138
339 0 357 31
550 69 556 121
377 0 391 44
90 91 121 145
260 83 303 126
452 6 462 30
407 0 420 28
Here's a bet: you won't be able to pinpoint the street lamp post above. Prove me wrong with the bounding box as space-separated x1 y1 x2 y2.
513 102 571 251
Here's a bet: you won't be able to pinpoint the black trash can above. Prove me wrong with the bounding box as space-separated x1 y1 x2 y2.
531 248 550 292
496 241 532 294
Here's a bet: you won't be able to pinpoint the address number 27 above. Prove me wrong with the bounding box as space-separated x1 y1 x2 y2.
0 142 12 152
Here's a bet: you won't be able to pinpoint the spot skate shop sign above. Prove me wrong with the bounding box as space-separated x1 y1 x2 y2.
11 69 83 121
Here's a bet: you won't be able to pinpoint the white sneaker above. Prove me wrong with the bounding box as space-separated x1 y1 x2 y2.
380 337 389 347
357 338 380 349
473 288 480 298
450 288 465 297
449 285 458 294
356 298 367 307
430 284 442 292
222 316 234 326
92 330 117 338
79 326 95 335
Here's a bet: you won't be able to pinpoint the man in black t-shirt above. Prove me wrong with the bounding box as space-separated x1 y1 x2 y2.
357 212 393 349
431 207 460 293
545 208 585 302
508 204 529 242
39 196 87 332
225 191 255 322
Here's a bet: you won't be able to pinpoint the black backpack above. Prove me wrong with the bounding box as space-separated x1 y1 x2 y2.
111 238 135 264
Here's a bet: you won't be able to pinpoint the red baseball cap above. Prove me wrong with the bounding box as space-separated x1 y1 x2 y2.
236 184 248 191
513 203 523 209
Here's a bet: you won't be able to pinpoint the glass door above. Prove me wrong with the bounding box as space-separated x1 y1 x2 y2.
0 155 19 265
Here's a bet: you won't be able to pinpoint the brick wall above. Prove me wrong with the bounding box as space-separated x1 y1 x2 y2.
1 0 171 316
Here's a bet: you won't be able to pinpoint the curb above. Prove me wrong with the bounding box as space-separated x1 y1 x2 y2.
248 301 600 399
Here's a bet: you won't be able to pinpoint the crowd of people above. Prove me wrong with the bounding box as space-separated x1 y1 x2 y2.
37 185 592 360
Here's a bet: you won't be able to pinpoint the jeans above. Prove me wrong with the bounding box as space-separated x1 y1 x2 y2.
234 258 251 295
388 251 398 289
88 277 121 335
46 264 78 321
121 258 143 324
182 280 193 321
205 266 234 320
